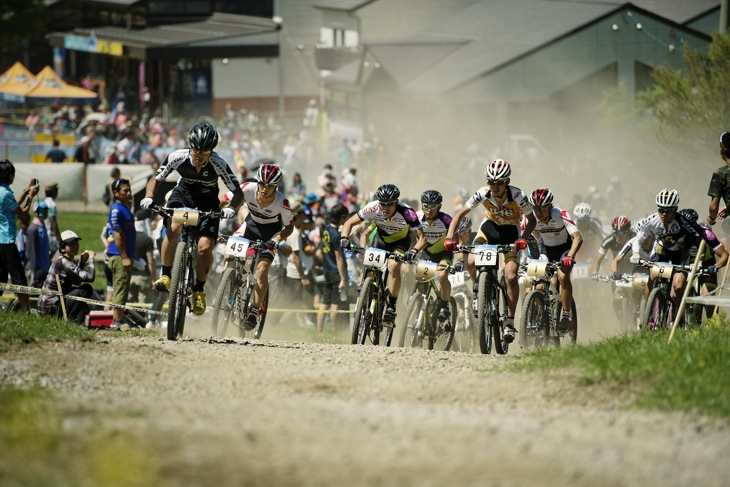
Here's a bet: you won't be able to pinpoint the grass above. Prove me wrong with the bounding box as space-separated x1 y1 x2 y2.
0 312 95 351
512 313 730 419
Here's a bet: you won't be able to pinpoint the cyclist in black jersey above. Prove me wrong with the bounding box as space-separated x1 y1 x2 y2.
573 202 603 263
141 122 243 316
590 215 636 320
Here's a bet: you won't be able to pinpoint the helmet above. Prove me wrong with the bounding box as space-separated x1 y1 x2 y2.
256 163 283 185
457 215 472 233
458 187 469 199
485 159 511 181
612 215 631 232
187 122 218 151
655 188 679 208
420 189 443 206
529 188 553 208
573 202 591 219
375 184 400 203
678 208 698 223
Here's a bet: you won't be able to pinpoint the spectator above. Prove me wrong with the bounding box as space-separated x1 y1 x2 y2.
43 182 61 256
37 230 96 325
315 204 350 331
45 139 67 163
279 202 314 326
107 178 136 329
102 167 121 207
127 138 143 164
140 148 160 166
128 210 156 307
73 133 97 164
289 172 306 201
0 160 40 311
708 131 730 226
338 138 354 169
116 130 134 164
24 202 50 287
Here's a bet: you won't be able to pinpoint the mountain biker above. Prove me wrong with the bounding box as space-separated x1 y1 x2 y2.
591 216 635 276
141 122 243 316
340 183 426 326
444 159 537 343
224 162 294 329
525 188 582 332
707 131 730 227
630 189 727 317
572 202 603 264
416 190 454 323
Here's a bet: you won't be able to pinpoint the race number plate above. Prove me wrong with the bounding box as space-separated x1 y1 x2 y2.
633 274 649 289
172 208 200 226
526 260 548 277
572 263 590 280
448 271 466 287
650 262 674 280
473 245 498 267
363 248 388 269
414 260 438 280
225 236 250 258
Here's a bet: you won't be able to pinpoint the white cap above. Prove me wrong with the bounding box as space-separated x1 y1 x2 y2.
60 230 81 242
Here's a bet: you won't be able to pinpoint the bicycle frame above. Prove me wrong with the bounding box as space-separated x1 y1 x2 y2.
640 260 692 331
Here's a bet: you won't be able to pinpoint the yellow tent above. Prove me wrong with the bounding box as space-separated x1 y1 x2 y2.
0 62 36 102
23 66 98 103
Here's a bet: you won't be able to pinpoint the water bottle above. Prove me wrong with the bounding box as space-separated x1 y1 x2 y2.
340 287 347 302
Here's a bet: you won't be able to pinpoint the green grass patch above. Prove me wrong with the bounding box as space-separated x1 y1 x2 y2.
513 313 730 419
0 313 95 351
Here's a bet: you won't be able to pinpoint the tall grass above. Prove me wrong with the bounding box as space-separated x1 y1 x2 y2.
513 313 730 419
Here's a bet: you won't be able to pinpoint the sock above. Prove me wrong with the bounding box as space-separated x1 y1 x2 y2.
387 294 398 309
162 265 172 278
194 280 206 292
506 316 515 327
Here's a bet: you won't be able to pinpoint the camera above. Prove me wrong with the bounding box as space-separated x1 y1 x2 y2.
32 178 40 187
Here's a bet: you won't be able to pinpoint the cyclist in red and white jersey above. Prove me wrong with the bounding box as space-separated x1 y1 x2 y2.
340 184 426 325
223 162 294 329
526 188 582 332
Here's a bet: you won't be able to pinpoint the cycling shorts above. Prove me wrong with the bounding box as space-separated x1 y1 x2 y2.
475 220 518 264
167 186 220 240
544 242 572 263
422 249 453 265
373 233 410 254
239 220 282 262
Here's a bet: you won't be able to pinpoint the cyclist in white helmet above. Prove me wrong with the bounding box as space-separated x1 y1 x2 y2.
572 201 603 264
444 159 537 343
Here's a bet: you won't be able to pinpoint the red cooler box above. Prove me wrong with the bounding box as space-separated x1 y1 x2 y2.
86 310 114 328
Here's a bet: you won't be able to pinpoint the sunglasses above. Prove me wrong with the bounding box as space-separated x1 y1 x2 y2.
257 181 278 188
657 207 676 214
190 148 211 156
422 204 439 210
379 201 396 207
533 206 549 212
487 180 507 186
615 230 628 236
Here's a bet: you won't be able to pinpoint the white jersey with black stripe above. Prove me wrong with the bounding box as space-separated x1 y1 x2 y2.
155 149 239 197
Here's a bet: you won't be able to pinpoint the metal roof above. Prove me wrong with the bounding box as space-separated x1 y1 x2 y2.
567 0 719 24
367 42 465 87
313 0 376 12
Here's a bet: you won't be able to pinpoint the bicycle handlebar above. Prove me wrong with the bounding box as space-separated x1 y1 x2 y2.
349 244 408 263
151 205 225 219
457 243 515 253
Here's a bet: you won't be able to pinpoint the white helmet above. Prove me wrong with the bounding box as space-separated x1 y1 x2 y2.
485 159 511 181
655 188 679 208
573 202 591 219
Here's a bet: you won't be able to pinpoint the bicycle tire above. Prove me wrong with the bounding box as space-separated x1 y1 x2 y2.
399 293 424 348
477 271 492 355
237 281 253 338
352 276 373 345
431 297 457 352
554 298 577 347
383 321 394 347
452 294 476 353
521 289 547 350
493 277 508 355
167 242 189 340
619 292 632 333
642 287 665 332
253 291 269 339
684 286 703 328
211 267 236 336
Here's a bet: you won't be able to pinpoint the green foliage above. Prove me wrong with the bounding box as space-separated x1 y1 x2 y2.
513 315 730 419
0 313 94 351
0 0 49 50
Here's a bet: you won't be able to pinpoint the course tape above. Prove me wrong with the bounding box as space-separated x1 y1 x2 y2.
0 283 354 315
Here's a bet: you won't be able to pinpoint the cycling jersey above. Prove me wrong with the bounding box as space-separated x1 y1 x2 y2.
357 201 421 244
228 181 293 231
618 236 651 262
533 207 579 248
465 185 532 227
633 212 723 258
598 230 637 257
156 149 240 197
417 210 452 254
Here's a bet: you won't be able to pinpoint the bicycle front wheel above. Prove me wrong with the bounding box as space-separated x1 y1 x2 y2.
642 287 665 332
167 242 189 341
252 291 269 339
211 267 237 336
399 293 425 348
352 276 374 345
477 271 492 355
430 297 457 352
554 298 577 347
493 278 508 355
520 289 548 350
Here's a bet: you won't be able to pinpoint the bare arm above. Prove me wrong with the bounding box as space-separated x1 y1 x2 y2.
446 206 471 240
567 230 582 260
708 196 721 225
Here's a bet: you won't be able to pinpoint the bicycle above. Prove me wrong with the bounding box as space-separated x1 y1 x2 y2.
154 206 223 341
519 259 578 350
210 235 272 339
350 245 406 347
448 269 477 353
398 259 456 351
639 259 697 331
459 243 514 355
595 273 648 332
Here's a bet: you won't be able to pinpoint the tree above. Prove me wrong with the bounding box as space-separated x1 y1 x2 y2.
0 0 49 52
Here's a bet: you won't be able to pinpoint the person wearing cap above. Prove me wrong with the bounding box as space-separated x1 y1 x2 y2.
24 202 50 286
43 182 61 256
37 230 97 325
707 131 730 226
107 178 136 329
0 159 40 312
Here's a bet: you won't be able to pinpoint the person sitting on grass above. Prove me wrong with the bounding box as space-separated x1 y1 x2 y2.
37 230 97 325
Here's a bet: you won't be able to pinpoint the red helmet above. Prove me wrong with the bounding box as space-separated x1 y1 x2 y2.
256 163 283 185
612 215 631 232
529 188 553 208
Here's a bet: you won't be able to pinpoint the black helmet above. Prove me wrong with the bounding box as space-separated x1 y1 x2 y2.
678 208 698 223
375 184 400 203
187 122 218 151
420 189 443 206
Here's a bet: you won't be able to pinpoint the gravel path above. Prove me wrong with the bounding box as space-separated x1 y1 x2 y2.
2 314 729 487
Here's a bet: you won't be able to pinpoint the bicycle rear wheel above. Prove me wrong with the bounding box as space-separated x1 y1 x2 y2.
399 293 425 348
211 267 237 336
167 242 189 341
477 271 492 355
352 277 374 345
430 297 457 351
